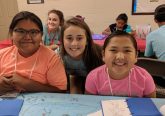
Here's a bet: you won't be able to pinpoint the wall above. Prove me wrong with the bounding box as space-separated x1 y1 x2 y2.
16 0 158 33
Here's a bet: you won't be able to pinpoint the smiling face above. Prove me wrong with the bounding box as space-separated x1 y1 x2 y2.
63 25 87 60
102 36 137 79
12 19 42 57
47 13 60 31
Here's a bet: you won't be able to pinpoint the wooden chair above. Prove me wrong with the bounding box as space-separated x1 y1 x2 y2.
136 57 165 98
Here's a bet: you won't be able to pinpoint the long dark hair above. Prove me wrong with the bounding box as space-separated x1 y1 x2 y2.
60 17 103 73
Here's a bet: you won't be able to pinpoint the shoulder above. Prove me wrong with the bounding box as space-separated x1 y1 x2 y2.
110 23 116 27
87 65 106 79
126 24 131 28
132 65 152 80
0 46 16 56
146 29 159 40
39 45 60 60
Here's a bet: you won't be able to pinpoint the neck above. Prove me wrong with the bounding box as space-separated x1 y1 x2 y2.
18 47 39 58
107 70 129 80
158 22 165 27
48 27 58 33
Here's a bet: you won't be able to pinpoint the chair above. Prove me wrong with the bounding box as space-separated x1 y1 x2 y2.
136 57 165 98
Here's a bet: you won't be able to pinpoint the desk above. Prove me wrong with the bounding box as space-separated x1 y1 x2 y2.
93 34 146 52
18 93 165 116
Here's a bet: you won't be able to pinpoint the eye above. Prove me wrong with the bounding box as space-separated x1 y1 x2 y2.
14 29 26 34
29 30 40 36
124 49 132 53
65 36 73 41
109 49 117 53
77 37 83 41
53 19 58 22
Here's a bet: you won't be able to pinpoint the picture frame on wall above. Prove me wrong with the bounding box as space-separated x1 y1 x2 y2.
132 0 164 15
27 0 44 4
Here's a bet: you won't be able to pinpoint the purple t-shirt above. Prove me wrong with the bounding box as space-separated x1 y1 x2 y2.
85 65 155 97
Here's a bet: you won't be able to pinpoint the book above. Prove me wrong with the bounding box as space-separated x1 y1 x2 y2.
127 98 162 116
92 34 107 40
0 99 24 116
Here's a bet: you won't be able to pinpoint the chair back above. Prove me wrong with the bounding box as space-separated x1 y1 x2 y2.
136 57 165 77
136 57 165 98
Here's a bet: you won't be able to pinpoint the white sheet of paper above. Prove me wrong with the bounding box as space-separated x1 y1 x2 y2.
87 110 103 116
0 91 19 98
101 100 132 116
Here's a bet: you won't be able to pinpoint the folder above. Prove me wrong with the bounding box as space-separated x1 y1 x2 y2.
127 98 162 116
0 99 24 116
101 98 162 116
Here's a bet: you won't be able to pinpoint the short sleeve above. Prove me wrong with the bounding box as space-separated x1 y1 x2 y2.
144 34 154 57
47 55 67 90
85 71 98 94
143 71 156 95
125 25 132 33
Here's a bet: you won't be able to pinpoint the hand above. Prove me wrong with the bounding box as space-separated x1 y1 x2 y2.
49 44 59 50
8 73 27 88
0 76 15 95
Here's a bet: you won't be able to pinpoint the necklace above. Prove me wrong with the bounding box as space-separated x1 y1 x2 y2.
106 67 132 96
14 48 39 79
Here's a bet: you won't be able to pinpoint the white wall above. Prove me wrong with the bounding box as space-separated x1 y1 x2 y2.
17 0 158 33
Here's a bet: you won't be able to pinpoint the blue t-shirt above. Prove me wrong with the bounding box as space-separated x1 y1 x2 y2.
43 25 61 45
145 25 165 60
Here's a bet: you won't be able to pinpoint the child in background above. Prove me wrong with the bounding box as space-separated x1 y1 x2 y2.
85 31 156 98
102 13 132 35
60 17 104 94
43 9 64 50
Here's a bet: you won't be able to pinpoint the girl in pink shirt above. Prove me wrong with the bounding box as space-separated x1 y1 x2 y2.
85 31 156 97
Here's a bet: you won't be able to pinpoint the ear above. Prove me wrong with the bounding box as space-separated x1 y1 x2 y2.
134 51 138 63
154 19 158 23
102 50 105 62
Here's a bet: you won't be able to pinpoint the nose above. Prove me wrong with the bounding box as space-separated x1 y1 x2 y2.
24 32 31 39
116 52 124 59
71 39 78 46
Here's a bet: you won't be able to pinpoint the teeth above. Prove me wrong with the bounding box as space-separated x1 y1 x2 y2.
115 62 125 66
70 48 78 51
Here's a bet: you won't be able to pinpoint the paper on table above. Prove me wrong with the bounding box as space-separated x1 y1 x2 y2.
0 91 20 98
87 110 103 116
101 100 132 116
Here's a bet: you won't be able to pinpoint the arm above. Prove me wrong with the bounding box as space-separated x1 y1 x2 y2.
0 76 16 95
85 90 94 95
69 75 84 94
85 71 98 95
5 73 66 93
144 34 154 57
102 27 111 36
143 70 157 98
144 91 156 98
46 44 59 50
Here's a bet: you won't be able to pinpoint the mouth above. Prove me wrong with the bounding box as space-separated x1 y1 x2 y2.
21 42 33 44
69 48 80 51
114 61 127 66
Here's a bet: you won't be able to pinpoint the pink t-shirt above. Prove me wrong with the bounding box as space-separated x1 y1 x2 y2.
85 65 155 97
0 45 67 90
